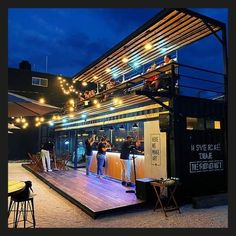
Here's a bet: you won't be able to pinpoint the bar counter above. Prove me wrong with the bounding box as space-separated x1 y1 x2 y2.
89 151 145 181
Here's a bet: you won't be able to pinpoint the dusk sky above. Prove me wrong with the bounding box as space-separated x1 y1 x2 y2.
8 8 228 78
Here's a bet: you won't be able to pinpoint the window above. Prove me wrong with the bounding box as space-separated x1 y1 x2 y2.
214 120 221 129
32 77 48 87
186 117 204 130
186 117 222 130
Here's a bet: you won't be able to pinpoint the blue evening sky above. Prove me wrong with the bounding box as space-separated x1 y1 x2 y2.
8 8 228 78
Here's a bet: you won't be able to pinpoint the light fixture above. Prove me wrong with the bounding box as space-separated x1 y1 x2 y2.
132 123 139 129
96 103 101 108
105 68 111 73
64 140 69 145
119 124 125 130
144 43 153 50
48 121 54 126
22 122 29 129
69 107 74 112
82 81 88 86
109 126 114 130
122 57 129 63
110 107 115 111
40 117 45 122
160 47 168 54
81 114 87 119
93 99 98 104
57 76 62 80
93 76 98 80
99 127 104 132
56 115 61 120
62 118 67 123
39 98 45 104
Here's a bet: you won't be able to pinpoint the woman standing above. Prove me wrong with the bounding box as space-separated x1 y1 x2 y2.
96 137 107 178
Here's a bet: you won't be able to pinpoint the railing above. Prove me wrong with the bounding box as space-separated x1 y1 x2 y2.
60 62 225 116
176 63 225 100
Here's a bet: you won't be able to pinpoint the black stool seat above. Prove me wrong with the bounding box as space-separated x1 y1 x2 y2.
8 195 36 228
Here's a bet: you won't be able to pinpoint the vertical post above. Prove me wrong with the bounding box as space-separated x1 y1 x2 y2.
168 102 176 178
110 129 113 144
74 130 78 169
171 64 176 96
46 56 48 73
222 25 228 185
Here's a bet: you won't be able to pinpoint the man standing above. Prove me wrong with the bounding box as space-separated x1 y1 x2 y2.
120 136 135 187
40 140 53 172
85 134 96 175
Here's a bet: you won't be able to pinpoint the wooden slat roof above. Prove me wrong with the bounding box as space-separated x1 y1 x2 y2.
72 8 224 86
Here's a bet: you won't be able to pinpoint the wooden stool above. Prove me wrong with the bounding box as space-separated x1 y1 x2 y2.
150 179 181 217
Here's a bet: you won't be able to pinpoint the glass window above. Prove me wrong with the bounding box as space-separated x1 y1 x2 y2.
206 119 214 129
32 77 48 87
186 117 204 130
214 120 221 129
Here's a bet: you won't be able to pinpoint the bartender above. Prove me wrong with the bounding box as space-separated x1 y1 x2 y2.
120 136 135 187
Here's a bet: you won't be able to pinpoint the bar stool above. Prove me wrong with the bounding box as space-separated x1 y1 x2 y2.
150 178 181 217
8 196 36 228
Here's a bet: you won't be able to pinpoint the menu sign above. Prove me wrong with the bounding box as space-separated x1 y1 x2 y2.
151 134 161 166
189 143 224 173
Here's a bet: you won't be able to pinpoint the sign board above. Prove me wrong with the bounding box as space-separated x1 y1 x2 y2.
150 134 161 166
188 136 224 174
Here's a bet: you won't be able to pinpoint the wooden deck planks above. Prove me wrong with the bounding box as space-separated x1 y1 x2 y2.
22 164 144 218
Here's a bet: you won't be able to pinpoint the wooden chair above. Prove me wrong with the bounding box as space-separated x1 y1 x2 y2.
28 153 43 172
56 153 71 170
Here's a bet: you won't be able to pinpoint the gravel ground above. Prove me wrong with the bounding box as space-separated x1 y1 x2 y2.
8 163 228 228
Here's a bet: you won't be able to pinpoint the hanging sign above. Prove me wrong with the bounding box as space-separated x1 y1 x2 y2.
150 134 161 166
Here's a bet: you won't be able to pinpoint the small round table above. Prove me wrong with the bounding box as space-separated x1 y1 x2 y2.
8 180 26 197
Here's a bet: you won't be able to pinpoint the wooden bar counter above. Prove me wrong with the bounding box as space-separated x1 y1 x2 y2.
90 151 145 182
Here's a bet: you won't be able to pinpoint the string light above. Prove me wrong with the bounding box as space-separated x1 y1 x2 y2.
82 81 88 86
144 43 153 50
122 57 129 63
39 98 45 104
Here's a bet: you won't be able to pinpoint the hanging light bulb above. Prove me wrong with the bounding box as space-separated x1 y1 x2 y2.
132 123 139 129
99 127 104 132
119 124 125 130
109 126 114 131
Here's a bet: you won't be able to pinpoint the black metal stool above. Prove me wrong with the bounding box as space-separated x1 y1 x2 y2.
8 196 36 228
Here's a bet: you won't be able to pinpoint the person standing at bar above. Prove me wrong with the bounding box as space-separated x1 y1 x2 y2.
96 137 107 178
120 135 135 187
85 134 96 175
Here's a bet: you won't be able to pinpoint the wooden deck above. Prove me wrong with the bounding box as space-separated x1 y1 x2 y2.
22 164 144 218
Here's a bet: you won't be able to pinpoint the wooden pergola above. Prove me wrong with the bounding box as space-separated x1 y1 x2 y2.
72 8 226 89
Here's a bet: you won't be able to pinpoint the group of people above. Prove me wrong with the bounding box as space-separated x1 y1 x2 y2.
142 54 175 92
40 135 139 188
85 135 137 187
84 135 110 177
77 89 96 102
